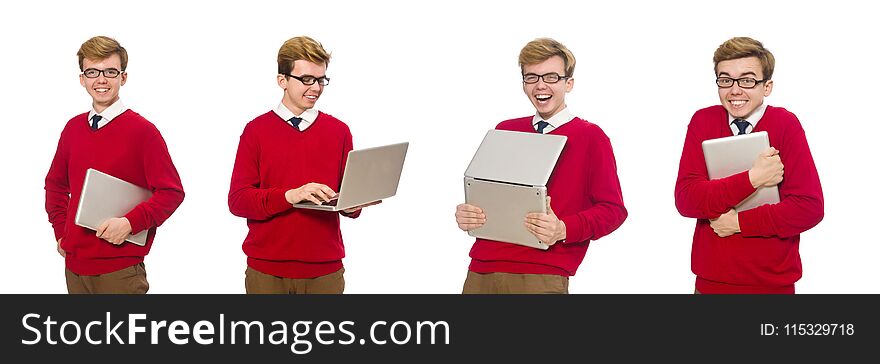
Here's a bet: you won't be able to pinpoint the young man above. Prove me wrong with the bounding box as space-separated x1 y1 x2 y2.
674 37 824 294
454 38 627 294
229 36 375 294
44 36 185 294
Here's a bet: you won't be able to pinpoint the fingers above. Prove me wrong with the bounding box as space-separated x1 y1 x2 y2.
56 239 66 258
96 220 109 237
456 204 486 231
456 204 483 214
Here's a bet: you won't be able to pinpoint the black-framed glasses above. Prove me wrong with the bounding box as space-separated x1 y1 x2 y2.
82 68 122 78
285 74 330 86
523 72 568 84
716 77 765 89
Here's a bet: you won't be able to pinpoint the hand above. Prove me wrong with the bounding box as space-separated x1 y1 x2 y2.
342 200 382 214
96 217 133 245
749 147 784 188
455 203 486 231
709 209 740 237
56 238 66 258
524 196 566 247
285 183 337 205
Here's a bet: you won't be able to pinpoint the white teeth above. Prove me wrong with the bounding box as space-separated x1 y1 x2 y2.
730 100 746 106
96 88 109 92
305 95 317 99
536 95 551 101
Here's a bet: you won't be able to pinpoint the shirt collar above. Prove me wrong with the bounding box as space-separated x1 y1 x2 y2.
87 99 128 129
274 103 319 130
532 106 574 133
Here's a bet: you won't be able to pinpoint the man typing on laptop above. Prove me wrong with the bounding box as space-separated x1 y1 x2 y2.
228 36 376 294
454 38 627 294
674 37 824 294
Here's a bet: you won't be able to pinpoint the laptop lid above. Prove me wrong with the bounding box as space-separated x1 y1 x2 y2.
74 168 152 246
464 129 567 186
293 142 409 211
702 131 780 212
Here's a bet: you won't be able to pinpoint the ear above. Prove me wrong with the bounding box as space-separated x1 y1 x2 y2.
119 72 127 86
565 77 574 93
79 73 86 88
763 79 773 97
277 74 288 89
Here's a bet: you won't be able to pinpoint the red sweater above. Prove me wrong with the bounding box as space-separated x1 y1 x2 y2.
228 111 359 279
468 117 628 276
675 105 824 293
44 110 185 275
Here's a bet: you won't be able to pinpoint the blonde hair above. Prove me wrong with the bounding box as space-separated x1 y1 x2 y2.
713 37 775 79
278 36 331 75
77 36 128 71
518 38 576 77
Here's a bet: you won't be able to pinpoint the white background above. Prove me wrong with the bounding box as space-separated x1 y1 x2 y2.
1 0 877 293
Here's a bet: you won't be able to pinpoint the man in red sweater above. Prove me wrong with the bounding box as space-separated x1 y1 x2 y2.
228 36 376 294
44 36 185 294
454 38 628 294
675 37 824 294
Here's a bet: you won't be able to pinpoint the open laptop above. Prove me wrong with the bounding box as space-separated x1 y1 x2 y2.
464 129 567 250
74 168 152 246
702 131 780 212
293 142 409 211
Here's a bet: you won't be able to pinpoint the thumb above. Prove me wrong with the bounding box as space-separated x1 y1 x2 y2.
546 196 555 215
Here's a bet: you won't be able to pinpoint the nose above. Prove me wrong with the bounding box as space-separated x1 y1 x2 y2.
729 83 744 95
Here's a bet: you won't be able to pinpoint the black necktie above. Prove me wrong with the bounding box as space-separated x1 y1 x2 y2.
536 120 550 134
90 115 101 130
732 118 750 135
289 117 303 131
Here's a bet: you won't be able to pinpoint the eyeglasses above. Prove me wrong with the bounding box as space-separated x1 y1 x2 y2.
523 72 568 84
716 77 766 89
285 74 330 86
82 68 122 78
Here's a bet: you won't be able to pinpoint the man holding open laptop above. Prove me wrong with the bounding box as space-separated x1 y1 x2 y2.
454 38 628 294
228 36 379 294
674 37 824 294
44 36 185 294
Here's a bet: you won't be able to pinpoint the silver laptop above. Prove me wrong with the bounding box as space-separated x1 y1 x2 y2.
702 131 780 212
293 142 408 211
74 168 152 246
464 129 567 250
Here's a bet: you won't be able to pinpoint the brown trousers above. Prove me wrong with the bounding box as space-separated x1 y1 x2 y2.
65 263 149 294
245 267 345 294
462 271 569 294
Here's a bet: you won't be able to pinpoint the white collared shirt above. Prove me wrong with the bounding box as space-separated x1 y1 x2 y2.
728 103 767 135
532 106 574 134
273 103 319 131
87 99 128 130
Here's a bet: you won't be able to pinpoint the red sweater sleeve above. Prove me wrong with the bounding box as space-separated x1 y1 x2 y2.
675 112 758 219
560 130 627 243
123 129 185 235
738 119 824 238
45 131 70 241
228 126 296 220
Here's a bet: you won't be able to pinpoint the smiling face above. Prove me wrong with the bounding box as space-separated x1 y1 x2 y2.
716 56 773 119
79 54 126 113
278 59 326 115
522 55 573 120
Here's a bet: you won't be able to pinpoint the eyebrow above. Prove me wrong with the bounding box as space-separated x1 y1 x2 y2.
718 71 758 78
